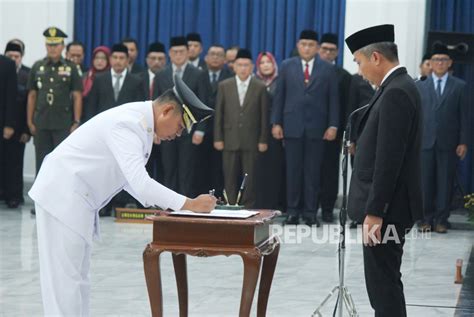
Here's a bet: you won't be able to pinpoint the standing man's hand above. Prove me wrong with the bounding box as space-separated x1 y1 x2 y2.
363 214 383 247
28 123 36 136
182 194 217 213
70 122 80 134
272 124 284 140
3 127 14 139
19 133 31 143
258 143 268 152
192 132 204 145
456 144 467 160
323 127 337 141
214 141 224 151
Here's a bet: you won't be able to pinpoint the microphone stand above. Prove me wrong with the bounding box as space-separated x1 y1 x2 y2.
311 105 370 317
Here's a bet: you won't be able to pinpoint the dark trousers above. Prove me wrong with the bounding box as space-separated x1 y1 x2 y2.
285 136 324 217
319 139 342 215
363 222 413 317
34 128 69 173
421 145 457 225
222 150 258 208
1 137 26 201
194 134 217 196
160 133 196 197
256 133 286 210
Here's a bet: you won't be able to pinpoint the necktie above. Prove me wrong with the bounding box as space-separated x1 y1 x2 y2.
149 77 155 100
436 79 442 98
304 63 310 85
239 82 246 106
113 74 122 101
212 72 217 83
175 67 183 79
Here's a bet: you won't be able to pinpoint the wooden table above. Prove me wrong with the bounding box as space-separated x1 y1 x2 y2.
143 210 281 317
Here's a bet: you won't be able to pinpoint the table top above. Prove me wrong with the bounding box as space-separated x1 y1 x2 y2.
146 209 281 226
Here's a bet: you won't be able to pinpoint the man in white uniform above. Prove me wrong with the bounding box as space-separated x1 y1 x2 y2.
29 75 216 316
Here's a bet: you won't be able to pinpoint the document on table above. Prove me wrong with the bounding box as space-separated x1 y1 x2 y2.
170 209 259 219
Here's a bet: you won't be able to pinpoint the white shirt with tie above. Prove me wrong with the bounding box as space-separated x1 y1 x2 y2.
236 75 251 106
111 68 127 92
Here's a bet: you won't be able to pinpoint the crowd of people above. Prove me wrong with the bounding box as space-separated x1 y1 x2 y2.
0 26 468 233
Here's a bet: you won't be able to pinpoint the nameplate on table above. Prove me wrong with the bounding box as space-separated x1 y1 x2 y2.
170 209 259 219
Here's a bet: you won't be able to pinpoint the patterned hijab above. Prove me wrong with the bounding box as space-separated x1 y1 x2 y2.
256 52 278 87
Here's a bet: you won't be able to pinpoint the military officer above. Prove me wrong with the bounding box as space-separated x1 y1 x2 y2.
27 27 83 172
27 27 83 214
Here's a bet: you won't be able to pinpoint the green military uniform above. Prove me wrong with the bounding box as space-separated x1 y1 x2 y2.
27 27 82 173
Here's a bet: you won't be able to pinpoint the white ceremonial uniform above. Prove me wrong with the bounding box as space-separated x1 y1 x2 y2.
29 101 186 316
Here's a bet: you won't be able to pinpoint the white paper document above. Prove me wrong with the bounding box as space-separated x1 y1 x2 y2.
170 209 259 219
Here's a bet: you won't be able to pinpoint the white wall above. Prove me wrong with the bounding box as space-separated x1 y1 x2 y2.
0 0 74 182
343 0 427 77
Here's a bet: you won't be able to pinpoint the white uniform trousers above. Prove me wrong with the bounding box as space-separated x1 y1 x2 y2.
36 203 92 317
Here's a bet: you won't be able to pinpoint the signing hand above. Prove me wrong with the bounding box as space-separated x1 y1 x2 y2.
19 133 31 143
182 194 217 213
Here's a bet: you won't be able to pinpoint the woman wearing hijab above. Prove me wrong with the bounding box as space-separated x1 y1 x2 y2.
255 52 286 211
82 46 111 120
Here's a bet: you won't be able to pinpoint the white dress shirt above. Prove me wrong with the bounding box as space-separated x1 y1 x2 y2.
301 58 315 76
111 68 127 91
236 75 251 106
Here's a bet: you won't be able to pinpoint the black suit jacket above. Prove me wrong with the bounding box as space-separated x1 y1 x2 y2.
15 65 30 135
348 74 375 142
153 64 210 133
348 67 423 224
335 66 352 139
130 62 145 74
0 55 18 129
85 71 144 121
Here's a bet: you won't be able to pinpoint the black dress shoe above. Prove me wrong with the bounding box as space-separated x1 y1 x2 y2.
322 213 334 223
349 221 359 229
304 216 321 227
7 200 20 209
284 215 300 225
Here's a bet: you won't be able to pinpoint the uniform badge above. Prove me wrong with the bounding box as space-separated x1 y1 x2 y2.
37 80 42 89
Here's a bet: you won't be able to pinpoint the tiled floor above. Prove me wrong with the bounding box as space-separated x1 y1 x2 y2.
1 200 473 317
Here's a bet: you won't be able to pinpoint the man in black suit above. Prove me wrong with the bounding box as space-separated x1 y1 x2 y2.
152 36 210 196
66 41 87 77
0 51 18 206
3 42 30 208
85 43 144 120
318 33 352 222
122 37 145 74
142 42 167 183
345 25 423 317
417 44 469 234
186 33 206 69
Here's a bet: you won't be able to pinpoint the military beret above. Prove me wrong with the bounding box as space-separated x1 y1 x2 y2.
345 24 394 54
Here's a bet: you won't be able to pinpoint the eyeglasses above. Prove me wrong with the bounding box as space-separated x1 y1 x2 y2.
431 57 450 63
320 46 337 53
208 52 225 58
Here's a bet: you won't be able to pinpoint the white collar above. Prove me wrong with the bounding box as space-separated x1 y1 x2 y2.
111 68 127 78
381 64 403 86
236 75 251 86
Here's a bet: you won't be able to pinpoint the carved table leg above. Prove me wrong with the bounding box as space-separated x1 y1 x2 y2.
172 253 188 317
143 244 164 317
239 252 262 317
257 241 280 317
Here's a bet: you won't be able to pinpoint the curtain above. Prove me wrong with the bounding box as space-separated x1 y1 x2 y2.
430 0 474 192
74 0 346 67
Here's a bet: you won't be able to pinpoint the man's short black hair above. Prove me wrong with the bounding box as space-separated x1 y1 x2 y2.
122 37 139 48
66 41 85 52
155 89 182 114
